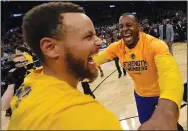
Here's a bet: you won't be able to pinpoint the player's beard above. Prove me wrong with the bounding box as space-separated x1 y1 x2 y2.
65 50 98 82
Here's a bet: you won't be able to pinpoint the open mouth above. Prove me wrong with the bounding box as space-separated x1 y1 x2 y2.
88 56 94 64
123 34 133 41
87 52 98 67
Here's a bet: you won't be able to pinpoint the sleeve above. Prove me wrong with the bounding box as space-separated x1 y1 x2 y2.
93 42 119 67
49 103 122 130
152 40 184 111
152 39 170 56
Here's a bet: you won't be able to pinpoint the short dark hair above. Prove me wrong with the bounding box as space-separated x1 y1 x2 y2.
16 46 28 53
22 2 85 62
121 13 139 23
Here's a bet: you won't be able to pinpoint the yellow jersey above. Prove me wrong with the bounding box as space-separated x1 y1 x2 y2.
8 68 122 130
94 32 183 110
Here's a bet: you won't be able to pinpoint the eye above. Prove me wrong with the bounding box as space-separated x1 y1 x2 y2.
119 25 123 29
85 35 93 40
126 24 132 27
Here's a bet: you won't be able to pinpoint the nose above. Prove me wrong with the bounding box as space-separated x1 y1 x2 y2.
122 26 128 31
94 37 103 48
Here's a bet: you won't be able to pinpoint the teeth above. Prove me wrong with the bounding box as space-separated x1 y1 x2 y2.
88 61 96 66
88 56 93 62
124 34 131 37
125 37 132 41
89 61 95 64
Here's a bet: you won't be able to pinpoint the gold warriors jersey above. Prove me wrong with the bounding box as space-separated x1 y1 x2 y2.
94 32 183 110
8 68 122 130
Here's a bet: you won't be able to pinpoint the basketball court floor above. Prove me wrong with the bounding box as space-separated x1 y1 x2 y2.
1 42 187 130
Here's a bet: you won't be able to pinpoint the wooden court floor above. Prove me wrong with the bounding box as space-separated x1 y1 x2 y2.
1 42 187 130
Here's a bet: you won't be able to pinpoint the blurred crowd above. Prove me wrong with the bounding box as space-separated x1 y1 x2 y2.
1 7 187 62
95 8 187 49
1 27 26 59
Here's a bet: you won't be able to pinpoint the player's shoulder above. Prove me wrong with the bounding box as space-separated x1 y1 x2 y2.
11 79 96 112
112 39 122 44
108 39 124 49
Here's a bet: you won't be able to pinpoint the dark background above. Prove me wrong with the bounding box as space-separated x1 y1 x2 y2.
1 1 187 30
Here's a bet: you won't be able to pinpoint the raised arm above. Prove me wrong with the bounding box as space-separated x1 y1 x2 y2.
93 42 120 67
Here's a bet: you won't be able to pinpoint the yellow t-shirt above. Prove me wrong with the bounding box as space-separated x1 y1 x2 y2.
106 32 169 97
94 32 183 110
8 68 122 130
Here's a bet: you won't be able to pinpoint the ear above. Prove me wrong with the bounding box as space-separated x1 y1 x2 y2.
137 24 142 31
40 37 59 59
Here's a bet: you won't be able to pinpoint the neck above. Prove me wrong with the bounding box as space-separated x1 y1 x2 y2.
42 62 78 88
125 36 139 49
127 41 138 49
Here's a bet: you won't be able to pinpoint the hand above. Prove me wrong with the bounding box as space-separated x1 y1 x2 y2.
138 116 177 130
138 99 178 130
168 41 174 46
170 41 174 44
7 69 17 85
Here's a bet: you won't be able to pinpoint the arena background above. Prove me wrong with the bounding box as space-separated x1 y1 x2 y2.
1 1 187 130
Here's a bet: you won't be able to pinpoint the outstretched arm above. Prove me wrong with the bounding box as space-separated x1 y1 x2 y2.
93 50 112 67
93 42 120 67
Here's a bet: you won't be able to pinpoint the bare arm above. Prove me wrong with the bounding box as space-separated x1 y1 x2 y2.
153 99 178 121
1 84 15 111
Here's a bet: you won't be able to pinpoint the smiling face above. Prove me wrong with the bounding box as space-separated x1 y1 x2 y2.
13 54 28 68
119 15 139 48
56 13 102 81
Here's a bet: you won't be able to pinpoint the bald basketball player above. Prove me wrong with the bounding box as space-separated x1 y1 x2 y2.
94 13 184 130
8 2 122 130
